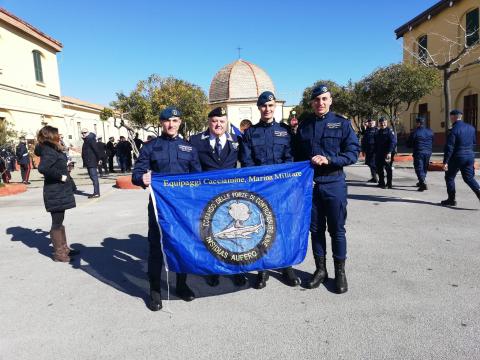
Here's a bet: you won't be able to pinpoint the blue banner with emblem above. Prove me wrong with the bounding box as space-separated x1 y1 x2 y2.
150 161 313 275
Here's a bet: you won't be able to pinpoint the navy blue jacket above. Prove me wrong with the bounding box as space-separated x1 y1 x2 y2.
189 131 239 171
443 121 477 164
361 127 377 154
132 134 201 188
294 112 359 180
374 128 395 156
239 120 293 167
407 126 434 154
15 142 30 165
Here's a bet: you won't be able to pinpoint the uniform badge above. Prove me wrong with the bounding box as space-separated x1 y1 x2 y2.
231 142 239 150
268 95 274 101
172 109 178 116
221 108 226 115
321 86 328 93
327 122 341 129
178 145 192 152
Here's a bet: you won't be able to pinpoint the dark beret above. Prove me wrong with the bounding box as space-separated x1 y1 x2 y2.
208 107 227 118
415 116 425 123
378 117 387 122
160 106 181 120
310 84 330 100
449 109 463 116
257 91 276 106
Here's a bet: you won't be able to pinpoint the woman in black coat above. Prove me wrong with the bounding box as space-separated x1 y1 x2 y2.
34 126 78 262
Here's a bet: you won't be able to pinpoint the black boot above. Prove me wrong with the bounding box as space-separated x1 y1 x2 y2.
232 273 247 286
206 275 220 287
307 255 328 289
148 282 162 311
334 259 348 294
475 189 480 202
176 273 195 301
254 271 269 289
282 267 300 287
417 182 428 191
440 193 457 206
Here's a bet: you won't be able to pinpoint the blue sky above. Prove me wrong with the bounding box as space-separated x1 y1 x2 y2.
2 0 438 106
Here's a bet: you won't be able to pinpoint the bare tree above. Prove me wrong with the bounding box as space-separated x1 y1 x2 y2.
403 15 480 134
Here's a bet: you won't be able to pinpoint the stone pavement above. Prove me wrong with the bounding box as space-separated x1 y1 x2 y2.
0 162 479 360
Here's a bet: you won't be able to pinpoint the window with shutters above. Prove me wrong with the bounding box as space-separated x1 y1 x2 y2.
32 50 44 83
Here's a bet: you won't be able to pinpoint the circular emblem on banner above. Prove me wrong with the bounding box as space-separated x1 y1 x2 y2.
200 190 276 264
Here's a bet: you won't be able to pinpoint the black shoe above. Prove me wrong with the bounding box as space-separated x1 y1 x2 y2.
254 271 269 289
367 178 378 183
23 181 31 185
176 274 195 301
440 198 457 206
387 184 393 189
88 194 100 199
475 189 480 202
307 256 328 289
232 273 247 286
416 181 421 187
417 183 428 191
334 259 348 294
206 275 220 287
282 267 300 287
377 183 386 189
148 289 163 311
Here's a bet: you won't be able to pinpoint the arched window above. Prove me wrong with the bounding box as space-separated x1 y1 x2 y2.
466 8 479 47
32 50 43 83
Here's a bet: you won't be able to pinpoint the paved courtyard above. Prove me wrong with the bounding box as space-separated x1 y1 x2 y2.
1 161 479 360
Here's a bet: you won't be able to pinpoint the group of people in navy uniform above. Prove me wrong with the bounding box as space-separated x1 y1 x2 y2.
132 85 360 311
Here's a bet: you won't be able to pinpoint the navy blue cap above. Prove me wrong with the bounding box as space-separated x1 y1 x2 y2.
449 109 463 116
416 116 425 123
257 91 276 106
378 117 387 122
208 107 227 118
366 118 374 122
160 106 181 120
310 84 330 100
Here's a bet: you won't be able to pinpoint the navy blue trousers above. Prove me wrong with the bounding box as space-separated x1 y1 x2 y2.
87 167 100 195
413 152 431 183
310 178 348 260
445 156 480 195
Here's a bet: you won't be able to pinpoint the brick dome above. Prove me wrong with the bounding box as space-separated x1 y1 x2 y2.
209 60 276 103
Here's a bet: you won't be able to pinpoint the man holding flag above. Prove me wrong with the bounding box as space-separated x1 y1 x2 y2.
132 106 201 311
239 91 301 289
295 84 359 294
189 106 247 287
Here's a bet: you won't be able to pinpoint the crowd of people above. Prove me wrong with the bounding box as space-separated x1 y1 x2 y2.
4 85 479 313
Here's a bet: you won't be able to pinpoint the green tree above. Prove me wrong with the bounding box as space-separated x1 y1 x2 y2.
362 63 440 135
0 119 16 145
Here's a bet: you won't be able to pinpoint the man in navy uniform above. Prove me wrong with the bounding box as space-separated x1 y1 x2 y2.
294 84 359 294
190 106 247 287
407 116 434 191
441 109 480 206
361 118 378 183
132 106 201 311
374 117 395 189
239 91 300 289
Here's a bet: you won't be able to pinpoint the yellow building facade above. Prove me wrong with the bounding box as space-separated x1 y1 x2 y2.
0 7 129 147
395 0 479 145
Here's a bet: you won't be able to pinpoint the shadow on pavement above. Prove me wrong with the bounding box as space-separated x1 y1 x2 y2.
347 194 478 210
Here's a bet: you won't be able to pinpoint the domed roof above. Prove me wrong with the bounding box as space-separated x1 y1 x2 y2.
209 59 276 103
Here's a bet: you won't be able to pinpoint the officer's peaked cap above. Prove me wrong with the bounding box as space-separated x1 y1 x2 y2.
257 91 276 106
208 107 227 118
160 106 181 120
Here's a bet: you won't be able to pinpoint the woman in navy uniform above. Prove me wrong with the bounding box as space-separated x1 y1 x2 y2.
190 107 247 287
441 109 480 206
239 91 301 290
132 106 201 311
294 84 359 294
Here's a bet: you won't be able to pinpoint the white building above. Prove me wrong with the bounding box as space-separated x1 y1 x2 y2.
209 59 285 129
0 7 126 147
